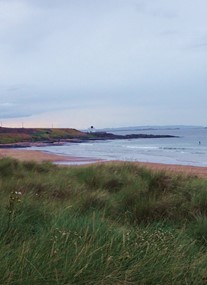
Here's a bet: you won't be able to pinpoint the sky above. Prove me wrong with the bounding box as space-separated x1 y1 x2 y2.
0 0 207 129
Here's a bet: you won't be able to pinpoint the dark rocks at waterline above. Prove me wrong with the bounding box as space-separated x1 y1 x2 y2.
86 132 179 141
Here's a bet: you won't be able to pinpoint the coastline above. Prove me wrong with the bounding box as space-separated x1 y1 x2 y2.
1 148 207 178
0 148 101 164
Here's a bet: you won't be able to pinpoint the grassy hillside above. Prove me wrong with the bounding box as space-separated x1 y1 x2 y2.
0 127 87 144
1 159 207 284
0 127 178 145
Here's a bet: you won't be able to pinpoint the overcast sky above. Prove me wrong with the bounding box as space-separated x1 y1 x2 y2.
0 0 207 129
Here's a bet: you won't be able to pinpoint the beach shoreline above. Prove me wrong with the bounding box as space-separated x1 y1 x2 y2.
0 148 101 164
1 148 207 178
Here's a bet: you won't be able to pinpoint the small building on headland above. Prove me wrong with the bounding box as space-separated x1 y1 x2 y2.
89 126 96 133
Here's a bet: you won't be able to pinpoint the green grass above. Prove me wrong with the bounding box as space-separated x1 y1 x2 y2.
1 158 207 284
0 127 87 144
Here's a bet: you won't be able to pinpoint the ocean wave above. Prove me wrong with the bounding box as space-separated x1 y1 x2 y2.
160 147 187 151
126 146 159 150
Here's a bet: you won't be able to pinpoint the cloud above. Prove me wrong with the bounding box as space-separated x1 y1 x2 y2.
0 102 14 108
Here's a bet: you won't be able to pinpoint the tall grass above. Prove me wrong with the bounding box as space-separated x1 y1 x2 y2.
1 158 207 284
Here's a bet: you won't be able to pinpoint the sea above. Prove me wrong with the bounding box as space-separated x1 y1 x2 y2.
28 126 207 167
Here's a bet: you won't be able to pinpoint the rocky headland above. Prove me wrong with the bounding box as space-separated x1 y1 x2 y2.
0 127 178 148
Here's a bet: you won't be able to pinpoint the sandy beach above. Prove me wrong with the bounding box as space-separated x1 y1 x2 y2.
131 161 207 178
0 148 100 164
1 148 207 178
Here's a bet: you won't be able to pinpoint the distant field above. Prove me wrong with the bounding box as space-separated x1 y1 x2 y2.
1 158 207 284
0 127 87 144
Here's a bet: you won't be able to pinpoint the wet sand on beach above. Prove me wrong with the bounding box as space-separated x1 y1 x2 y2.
1 148 207 178
0 148 99 163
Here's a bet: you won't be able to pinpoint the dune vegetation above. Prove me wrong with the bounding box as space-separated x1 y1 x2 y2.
1 158 207 284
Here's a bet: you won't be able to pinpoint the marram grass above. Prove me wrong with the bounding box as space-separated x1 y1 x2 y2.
1 158 207 284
